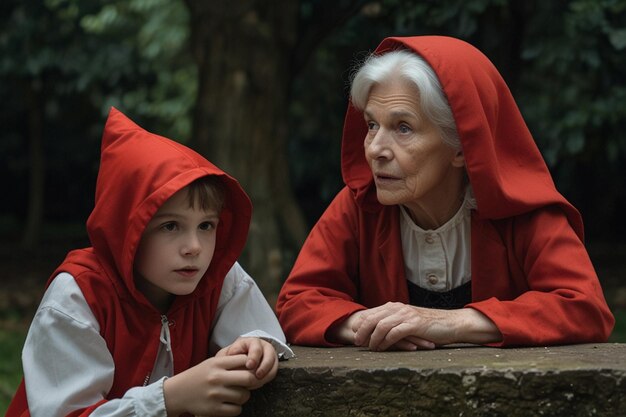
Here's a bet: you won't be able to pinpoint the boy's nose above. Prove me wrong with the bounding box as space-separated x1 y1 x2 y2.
182 234 201 256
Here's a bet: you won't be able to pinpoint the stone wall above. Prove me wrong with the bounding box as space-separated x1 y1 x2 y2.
241 343 626 417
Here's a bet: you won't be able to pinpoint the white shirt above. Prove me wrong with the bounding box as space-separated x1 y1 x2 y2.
399 188 474 292
22 262 293 417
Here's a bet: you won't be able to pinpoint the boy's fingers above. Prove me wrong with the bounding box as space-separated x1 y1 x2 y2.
215 345 231 357
218 386 251 405
218 369 259 388
254 345 275 379
217 338 252 358
214 354 249 370
244 340 264 370
225 343 246 356
216 338 277 375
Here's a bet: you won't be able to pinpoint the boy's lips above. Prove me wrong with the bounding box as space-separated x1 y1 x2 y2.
175 267 200 277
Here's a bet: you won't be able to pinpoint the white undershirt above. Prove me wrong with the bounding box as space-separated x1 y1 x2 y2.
22 262 293 417
399 188 474 292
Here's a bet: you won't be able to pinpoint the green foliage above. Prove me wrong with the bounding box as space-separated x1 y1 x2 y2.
1 0 134 96
80 0 196 140
510 0 626 237
520 0 626 164
0 327 27 415
0 0 195 226
609 309 626 343
76 0 196 141
0 0 194 139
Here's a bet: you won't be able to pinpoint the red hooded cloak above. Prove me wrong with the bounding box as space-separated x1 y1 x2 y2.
7 107 252 416
276 36 614 347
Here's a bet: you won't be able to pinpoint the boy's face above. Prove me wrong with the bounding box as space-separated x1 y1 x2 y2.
134 186 219 311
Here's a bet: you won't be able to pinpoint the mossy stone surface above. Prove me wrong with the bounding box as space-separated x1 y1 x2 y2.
242 344 626 417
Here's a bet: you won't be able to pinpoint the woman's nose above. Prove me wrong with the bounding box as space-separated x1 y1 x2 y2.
365 129 392 160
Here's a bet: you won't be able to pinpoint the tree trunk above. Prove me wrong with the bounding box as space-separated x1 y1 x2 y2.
184 1 308 299
22 79 45 249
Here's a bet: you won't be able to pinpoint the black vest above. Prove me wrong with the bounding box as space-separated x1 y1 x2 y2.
407 280 471 310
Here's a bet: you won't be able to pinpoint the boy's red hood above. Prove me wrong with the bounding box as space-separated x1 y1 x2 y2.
341 36 583 239
84 107 251 308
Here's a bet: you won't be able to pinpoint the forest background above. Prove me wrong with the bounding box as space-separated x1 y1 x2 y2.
1 0 625 411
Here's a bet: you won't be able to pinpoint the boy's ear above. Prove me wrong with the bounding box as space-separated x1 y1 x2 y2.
452 150 465 168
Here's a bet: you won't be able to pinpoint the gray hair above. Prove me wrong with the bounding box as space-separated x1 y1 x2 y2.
350 49 461 151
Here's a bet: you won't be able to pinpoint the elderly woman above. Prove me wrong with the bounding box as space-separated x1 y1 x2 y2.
276 36 614 351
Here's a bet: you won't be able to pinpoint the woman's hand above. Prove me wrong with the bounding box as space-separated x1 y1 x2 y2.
327 307 432 350
345 302 501 351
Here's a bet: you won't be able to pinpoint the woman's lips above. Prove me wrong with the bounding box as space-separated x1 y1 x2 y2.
374 173 400 183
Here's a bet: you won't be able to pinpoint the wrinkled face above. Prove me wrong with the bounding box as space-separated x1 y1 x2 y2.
363 78 464 214
134 186 219 311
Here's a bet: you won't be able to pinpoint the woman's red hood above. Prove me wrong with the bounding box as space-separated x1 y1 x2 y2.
341 35 583 239
85 107 251 306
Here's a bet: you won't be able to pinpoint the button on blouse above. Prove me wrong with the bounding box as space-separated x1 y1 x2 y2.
399 188 474 292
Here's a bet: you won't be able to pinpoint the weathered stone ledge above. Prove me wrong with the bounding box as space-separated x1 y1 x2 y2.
241 343 626 417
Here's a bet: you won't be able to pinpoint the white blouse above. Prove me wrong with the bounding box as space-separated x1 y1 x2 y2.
399 188 474 292
22 262 293 417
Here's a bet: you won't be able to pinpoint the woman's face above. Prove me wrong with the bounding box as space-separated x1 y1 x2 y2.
363 78 464 218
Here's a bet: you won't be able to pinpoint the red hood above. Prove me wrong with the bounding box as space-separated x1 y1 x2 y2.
341 35 583 239
83 107 251 307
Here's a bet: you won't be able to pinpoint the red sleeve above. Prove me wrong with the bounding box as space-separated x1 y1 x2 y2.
276 188 367 345
468 206 615 346
5 380 107 417
5 380 30 417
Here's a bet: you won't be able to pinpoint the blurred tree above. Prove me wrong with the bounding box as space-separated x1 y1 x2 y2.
183 0 368 295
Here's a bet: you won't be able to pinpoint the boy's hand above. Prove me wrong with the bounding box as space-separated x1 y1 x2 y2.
216 337 279 385
163 354 256 417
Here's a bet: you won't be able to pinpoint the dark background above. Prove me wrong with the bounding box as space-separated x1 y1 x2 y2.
1 0 624 330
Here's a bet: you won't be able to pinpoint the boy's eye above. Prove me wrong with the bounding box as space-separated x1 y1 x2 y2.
199 221 217 231
161 222 178 232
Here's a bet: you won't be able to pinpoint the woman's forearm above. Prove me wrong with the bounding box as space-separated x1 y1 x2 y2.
453 308 502 345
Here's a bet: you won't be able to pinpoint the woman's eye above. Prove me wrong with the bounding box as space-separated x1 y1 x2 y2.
398 124 412 134
367 121 379 131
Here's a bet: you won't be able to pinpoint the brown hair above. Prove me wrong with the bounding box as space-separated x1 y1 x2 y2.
186 176 225 212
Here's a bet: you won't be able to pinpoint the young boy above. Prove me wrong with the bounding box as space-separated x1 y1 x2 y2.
7 107 293 417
